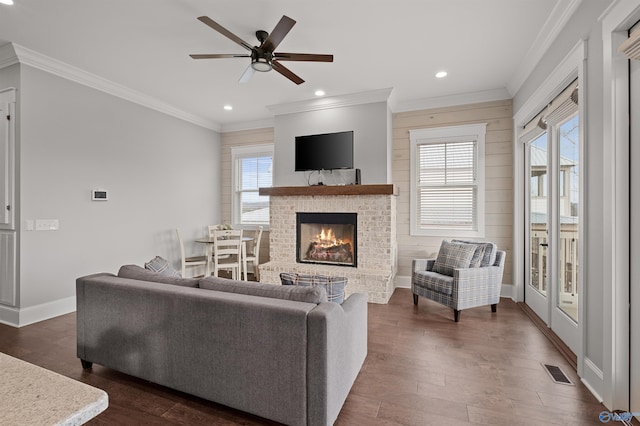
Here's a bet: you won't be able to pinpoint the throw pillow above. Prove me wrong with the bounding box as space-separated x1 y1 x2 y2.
144 256 181 277
452 239 497 267
432 241 477 276
118 264 199 287
280 273 347 304
199 276 328 304
469 245 485 268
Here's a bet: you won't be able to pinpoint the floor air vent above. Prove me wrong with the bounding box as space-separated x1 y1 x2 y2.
542 363 574 385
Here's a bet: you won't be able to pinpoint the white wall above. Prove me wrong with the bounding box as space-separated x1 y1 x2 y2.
392 100 514 284
273 101 390 186
12 64 220 317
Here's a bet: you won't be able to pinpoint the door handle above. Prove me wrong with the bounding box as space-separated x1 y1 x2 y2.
540 243 548 247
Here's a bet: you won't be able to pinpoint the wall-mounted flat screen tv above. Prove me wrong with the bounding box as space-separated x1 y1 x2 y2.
295 130 354 171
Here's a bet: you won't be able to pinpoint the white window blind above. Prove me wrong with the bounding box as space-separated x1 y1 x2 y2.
417 141 477 230
619 24 640 60
410 124 486 237
232 144 273 226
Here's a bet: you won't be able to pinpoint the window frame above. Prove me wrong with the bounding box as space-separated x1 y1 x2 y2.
409 123 486 237
231 143 274 228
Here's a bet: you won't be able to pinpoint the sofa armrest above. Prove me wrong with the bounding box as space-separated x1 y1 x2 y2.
76 273 117 361
413 258 435 273
306 293 368 426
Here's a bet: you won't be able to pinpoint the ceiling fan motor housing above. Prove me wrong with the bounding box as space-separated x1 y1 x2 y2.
251 49 273 72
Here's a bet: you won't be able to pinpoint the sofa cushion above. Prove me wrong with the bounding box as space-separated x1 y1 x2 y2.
452 239 497 267
144 256 181 277
432 241 477 276
280 273 347 304
199 276 328 304
118 264 199 287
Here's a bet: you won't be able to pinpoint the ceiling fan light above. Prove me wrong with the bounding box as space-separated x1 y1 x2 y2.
251 57 272 72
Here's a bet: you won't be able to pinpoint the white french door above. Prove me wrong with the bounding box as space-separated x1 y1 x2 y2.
524 90 581 355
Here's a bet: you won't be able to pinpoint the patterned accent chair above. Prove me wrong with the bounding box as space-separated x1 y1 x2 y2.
412 240 506 322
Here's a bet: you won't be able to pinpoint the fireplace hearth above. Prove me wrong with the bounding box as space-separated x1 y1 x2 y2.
296 212 357 267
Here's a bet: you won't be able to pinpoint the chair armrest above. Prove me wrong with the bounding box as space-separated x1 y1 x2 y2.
451 266 504 310
413 258 435 273
454 265 503 282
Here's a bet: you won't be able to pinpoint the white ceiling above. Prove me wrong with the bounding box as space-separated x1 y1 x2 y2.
0 0 571 131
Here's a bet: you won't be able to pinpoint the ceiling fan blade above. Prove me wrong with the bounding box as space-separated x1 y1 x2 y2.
190 54 251 59
273 53 333 62
239 64 256 83
197 16 253 51
272 61 304 85
262 15 296 52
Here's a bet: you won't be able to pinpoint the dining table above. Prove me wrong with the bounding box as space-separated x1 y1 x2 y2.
195 235 254 280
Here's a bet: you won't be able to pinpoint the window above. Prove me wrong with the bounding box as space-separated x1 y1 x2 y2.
409 124 486 237
231 144 273 226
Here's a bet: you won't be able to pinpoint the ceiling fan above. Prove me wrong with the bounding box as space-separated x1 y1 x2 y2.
190 15 333 85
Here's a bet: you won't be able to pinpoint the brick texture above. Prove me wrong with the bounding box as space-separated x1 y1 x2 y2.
259 194 397 303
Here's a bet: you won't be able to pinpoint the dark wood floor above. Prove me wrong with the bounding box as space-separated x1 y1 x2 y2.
0 288 613 425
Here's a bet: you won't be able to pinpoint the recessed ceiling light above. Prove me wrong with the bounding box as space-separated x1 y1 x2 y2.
0 0 14 5
223 105 233 111
314 90 325 97
435 71 448 78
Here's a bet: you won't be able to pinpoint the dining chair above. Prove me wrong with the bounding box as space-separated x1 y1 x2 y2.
212 229 244 280
176 228 208 278
208 224 232 237
244 226 263 281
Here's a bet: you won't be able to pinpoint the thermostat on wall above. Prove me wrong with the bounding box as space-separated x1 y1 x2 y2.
92 189 108 201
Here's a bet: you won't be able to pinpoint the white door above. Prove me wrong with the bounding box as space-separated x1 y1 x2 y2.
524 88 581 354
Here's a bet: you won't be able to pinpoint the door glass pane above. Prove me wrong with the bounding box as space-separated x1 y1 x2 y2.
557 115 579 322
529 133 548 296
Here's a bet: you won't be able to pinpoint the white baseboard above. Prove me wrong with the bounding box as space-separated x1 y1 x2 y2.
395 275 411 288
501 284 516 301
0 296 76 327
581 356 605 405
0 304 20 327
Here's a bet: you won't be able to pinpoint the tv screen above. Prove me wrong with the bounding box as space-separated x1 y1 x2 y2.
295 131 354 171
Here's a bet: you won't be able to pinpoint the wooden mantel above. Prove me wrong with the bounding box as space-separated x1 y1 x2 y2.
259 184 398 197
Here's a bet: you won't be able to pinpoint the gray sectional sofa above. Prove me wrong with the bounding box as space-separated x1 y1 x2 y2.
76 265 368 426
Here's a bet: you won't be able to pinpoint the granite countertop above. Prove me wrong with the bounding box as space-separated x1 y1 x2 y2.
0 352 108 425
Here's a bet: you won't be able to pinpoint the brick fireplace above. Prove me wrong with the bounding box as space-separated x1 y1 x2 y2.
258 185 398 303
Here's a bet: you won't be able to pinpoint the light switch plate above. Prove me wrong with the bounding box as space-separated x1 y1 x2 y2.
35 219 59 231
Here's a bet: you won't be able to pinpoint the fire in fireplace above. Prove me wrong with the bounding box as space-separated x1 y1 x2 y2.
296 212 357 267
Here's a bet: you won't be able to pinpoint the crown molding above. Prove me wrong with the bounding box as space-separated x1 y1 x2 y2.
507 0 583 96
266 87 394 116
394 88 511 112
0 43 19 69
3 43 221 131
220 118 275 133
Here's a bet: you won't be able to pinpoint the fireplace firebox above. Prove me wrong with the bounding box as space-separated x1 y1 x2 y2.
296 212 357 267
